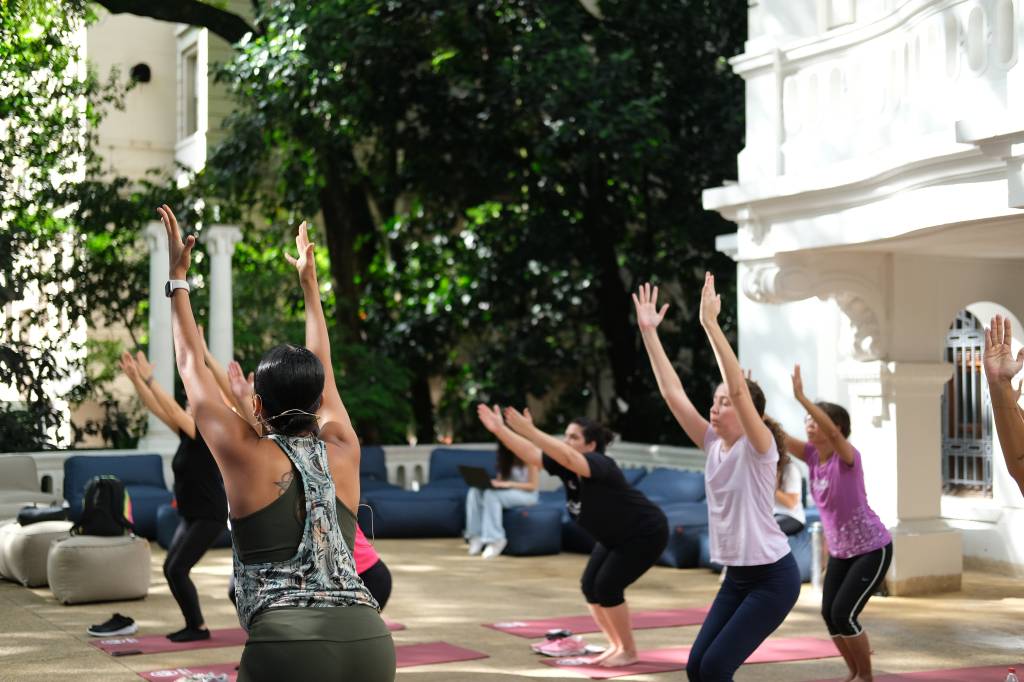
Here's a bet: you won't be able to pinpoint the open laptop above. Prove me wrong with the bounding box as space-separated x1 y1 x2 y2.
458 465 494 489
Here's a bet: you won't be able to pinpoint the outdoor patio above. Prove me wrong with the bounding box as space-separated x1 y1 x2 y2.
1 537 1022 681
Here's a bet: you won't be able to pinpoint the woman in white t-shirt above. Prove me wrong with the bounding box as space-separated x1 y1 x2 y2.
773 458 806 536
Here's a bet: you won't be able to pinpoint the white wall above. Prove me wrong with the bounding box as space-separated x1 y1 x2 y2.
87 11 178 179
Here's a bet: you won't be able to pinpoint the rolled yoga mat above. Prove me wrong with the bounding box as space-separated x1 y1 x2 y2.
484 607 709 639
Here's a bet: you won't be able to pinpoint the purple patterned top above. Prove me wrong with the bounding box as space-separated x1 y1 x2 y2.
804 443 891 559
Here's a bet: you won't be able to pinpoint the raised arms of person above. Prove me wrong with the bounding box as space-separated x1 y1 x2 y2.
984 314 1024 495
476 403 542 468
133 352 196 439
285 222 358 449
196 325 236 409
119 352 176 433
791 364 854 465
699 272 774 454
226 360 259 429
633 282 710 448
157 205 258 465
503 407 592 478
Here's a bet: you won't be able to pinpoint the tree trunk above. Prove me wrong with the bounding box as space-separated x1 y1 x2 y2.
318 153 378 341
410 371 435 445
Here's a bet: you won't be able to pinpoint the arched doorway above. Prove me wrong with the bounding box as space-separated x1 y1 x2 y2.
940 309 992 495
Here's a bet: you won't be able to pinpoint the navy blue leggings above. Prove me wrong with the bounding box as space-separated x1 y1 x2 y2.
686 552 801 682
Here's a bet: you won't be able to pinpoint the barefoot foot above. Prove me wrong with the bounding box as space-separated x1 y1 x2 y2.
598 650 639 668
588 646 620 665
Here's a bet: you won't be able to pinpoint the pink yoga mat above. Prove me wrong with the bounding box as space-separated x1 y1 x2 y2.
808 662 1024 682
91 629 247 656
541 636 839 680
138 642 489 680
485 607 709 639
94 621 404 657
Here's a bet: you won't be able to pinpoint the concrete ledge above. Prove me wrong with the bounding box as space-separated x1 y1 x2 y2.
887 572 961 596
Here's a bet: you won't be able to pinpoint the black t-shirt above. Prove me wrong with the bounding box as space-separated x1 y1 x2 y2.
543 451 666 548
171 429 228 522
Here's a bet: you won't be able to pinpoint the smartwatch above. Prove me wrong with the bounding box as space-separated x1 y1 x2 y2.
165 280 190 297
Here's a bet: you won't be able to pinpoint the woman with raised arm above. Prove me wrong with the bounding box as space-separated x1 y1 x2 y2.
787 364 891 682
635 277 799 682
501 406 667 668
222 361 394 611
984 314 1024 496
464 404 541 559
119 351 227 643
156 206 395 682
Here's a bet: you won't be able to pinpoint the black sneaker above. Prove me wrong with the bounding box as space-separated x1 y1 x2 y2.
87 613 138 637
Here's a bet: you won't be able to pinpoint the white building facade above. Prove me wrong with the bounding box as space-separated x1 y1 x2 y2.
705 0 1024 593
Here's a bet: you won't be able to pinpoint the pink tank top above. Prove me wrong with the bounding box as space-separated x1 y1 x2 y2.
352 525 380 574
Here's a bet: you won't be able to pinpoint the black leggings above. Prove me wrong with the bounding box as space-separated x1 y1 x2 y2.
822 542 892 637
359 560 393 611
164 517 224 629
581 529 667 608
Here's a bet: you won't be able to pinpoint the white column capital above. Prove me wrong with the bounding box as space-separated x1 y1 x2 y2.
143 221 169 253
203 224 243 256
839 360 953 425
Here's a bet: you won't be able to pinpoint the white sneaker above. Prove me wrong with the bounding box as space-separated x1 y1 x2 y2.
467 537 485 556
481 538 508 559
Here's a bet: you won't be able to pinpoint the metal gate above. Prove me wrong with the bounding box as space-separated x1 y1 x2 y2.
941 310 993 494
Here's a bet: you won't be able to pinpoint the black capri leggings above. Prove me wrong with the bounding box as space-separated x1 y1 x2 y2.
164 517 225 629
581 527 668 608
821 542 892 637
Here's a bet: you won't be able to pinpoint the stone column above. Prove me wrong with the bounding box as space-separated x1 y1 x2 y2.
840 360 962 595
138 222 179 453
203 225 242 366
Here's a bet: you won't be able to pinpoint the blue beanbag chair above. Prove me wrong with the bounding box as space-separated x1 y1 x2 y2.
503 505 562 556
635 468 705 506
657 502 709 568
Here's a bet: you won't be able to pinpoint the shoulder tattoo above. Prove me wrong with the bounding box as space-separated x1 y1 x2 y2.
274 470 294 496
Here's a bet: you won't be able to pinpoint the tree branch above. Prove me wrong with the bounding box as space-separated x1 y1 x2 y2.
94 0 258 44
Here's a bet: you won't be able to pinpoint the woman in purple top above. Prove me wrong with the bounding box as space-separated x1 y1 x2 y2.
636 277 799 682
786 364 892 682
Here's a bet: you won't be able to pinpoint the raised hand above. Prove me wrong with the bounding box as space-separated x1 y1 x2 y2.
156 205 195 280
476 403 504 434
502 406 534 435
632 282 669 331
119 351 140 382
197 325 210 355
791 364 806 401
698 271 721 327
984 315 1024 385
284 221 317 285
227 360 253 407
135 351 155 382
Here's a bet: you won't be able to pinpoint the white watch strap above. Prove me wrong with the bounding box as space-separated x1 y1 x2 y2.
168 279 190 293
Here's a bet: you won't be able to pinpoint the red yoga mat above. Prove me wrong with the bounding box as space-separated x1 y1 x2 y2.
808 663 1024 682
485 607 709 639
93 621 404 657
541 636 839 680
138 642 489 680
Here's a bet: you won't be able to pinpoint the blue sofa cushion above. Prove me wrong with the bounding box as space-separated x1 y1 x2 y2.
658 502 709 568
788 527 812 583
503 505 562 556
360 446 388 483
621 466 648 487
428 448 496 483
635 468 705 505
360 490 463 538
64 454 172 539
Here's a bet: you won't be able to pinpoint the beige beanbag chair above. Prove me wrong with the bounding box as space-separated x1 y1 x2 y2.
0 521 73 587
47 534 151 604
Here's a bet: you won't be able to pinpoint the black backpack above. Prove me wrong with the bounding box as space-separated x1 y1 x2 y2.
71 475 133 536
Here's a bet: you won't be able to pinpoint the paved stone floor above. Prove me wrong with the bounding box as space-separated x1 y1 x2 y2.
1 538 1023 680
